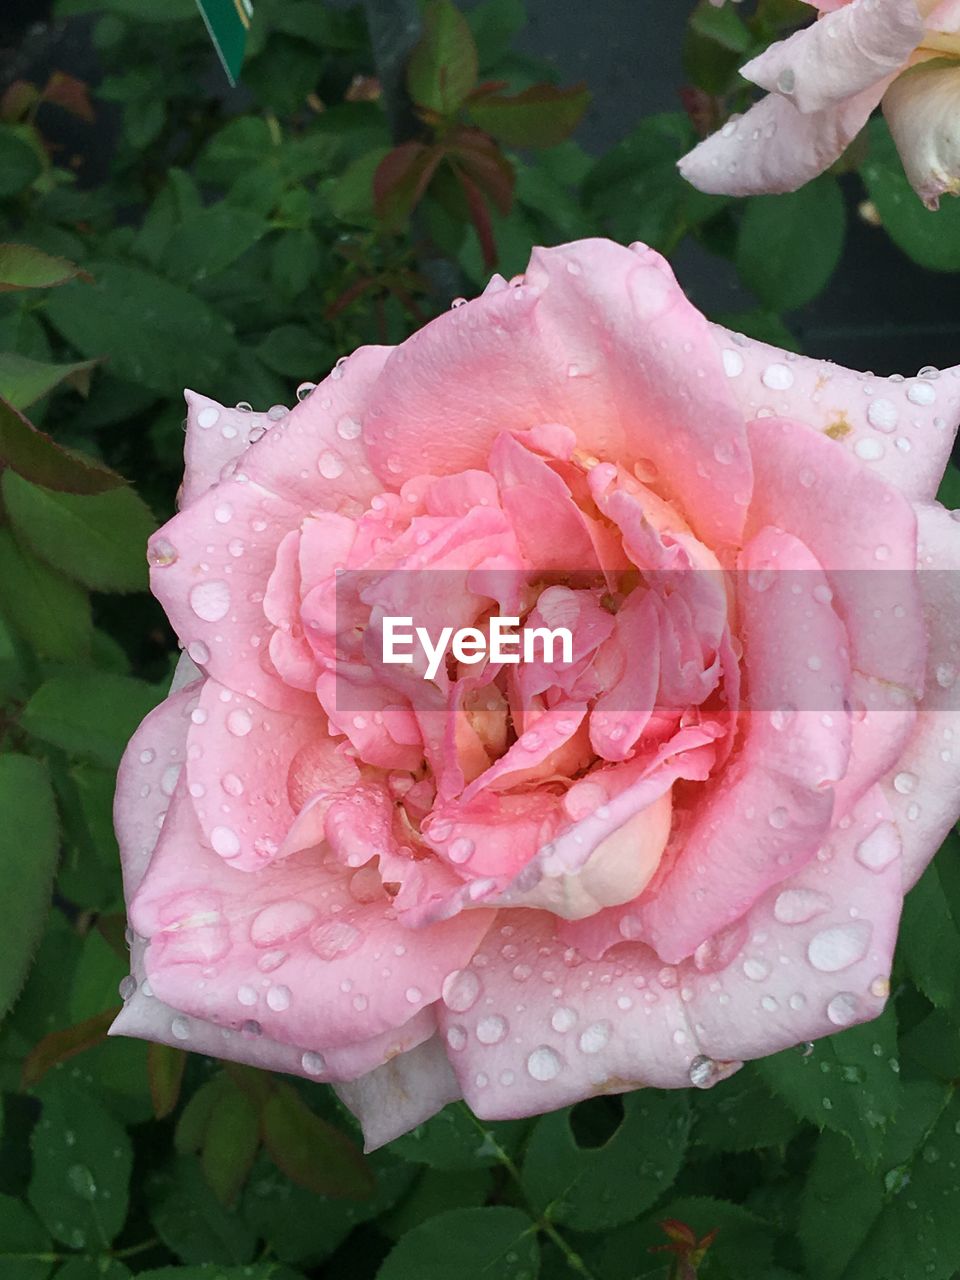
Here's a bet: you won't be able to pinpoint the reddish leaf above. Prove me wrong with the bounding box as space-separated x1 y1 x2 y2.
148 1042 186 1119
41 72 95 124
261 1083 374 1200
374 141 444 225
21 1007 119 1088
0 397 126 494
1 81 39 124
449 129 515 215
406 0 479 116
452 165 497 270
467 82 590 148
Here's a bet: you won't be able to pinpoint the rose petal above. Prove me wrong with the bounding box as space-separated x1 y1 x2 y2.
741 0 922 115
361 240 752 546
334 1035 462 1151
678 82 892 195
711 324 960 503
746 416 926 691
885 503 960 887
884 60 960 209
687 784 900 1060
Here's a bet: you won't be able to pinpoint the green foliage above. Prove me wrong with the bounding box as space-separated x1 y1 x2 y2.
861 118 960 272
736 176 846 312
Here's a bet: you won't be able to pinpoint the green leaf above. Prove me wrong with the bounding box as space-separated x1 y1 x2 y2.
0 529 92 661
2 471 155 593
56 0 196 16
755 1005 902 1164
469 0 526 69
20 672 162 767
901 834 960 1015
691 1064 799 1152
256 324 324 377
0 1193 53 1280
0 127 43 198
148 1044 186 1120
261 1083 374 1200
798 1080 952 1280
861 117 960 271
242 1150 413 1265
161 206 267 284
146 1154 257 1265
583 113 728 253
44 263 238 396
53 1261 130 1280
376 1205 539 1280
380 1167 494 1241
0 244 89 292
467 84 590 149
690 0 753 52
21 1008 118 1089
201 1083 260 1206
0 752 57 1024
28 1083 132 1248
521 1091 690 1230
0 398 125 495
937 463 960 510
389 1104 529 1171
123 98 165 151
407 0 479 115
736 175 846 311
0 353 96 410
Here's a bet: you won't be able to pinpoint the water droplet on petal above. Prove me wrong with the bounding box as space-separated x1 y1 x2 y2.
442 968 481 1012
855 821 901 872
526 1045 562 1081
189 580 231 623
808 922 872 973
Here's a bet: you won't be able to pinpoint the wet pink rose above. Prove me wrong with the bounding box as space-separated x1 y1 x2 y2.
680 0 960 209
113 239 960 1148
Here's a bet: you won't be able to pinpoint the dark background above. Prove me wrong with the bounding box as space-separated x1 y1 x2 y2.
3 0 959 376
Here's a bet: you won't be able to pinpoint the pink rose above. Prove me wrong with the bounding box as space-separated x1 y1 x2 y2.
680 0 960 208
113 239 960 1148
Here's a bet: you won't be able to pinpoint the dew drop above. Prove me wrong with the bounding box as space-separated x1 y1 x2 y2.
526 1045 562 1081
808 921 872 973
441 968 481 1012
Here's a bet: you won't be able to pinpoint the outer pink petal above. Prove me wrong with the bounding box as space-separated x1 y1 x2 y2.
686 784 901 1060
240 345 390 510
741 0 922 115
678 83 890 195
149 478 318 717
361 240 752 546
111 936 437 1085
334 1036 462 1151
886 503 960 887
184 677 319 871
435 910 724 1119
745 416 925 691
181 393 286 508
129 785 495 1051
711 325 960 503
114 686 195 897
637 528 850 964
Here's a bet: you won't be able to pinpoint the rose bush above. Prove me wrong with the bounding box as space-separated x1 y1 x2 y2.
113 237 960 1148
680 0 960 208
